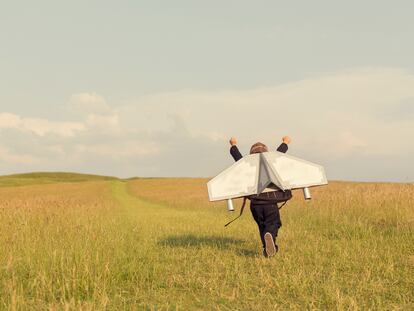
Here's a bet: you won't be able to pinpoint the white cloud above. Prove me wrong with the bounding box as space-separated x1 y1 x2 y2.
86 114 119 129
0 67 413 181
68 92 112 115
0 113 85 137
119 67 414 157
0 113 20 128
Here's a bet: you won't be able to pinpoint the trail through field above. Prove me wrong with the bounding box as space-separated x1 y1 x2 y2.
108 180 262 309
111 180 165 223
110 179 257 259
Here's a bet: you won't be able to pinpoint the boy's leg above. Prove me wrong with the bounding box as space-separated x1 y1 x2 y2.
262 205 281 256
250 205 266 248
263 204 282 244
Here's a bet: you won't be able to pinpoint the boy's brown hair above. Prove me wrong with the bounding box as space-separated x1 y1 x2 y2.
250 142 268 154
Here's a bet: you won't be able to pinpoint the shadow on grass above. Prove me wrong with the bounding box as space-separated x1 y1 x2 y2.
234 248 260 257
159 234 246 250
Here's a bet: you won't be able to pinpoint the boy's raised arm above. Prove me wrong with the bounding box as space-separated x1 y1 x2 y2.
277 136 291 154
229 137 243 161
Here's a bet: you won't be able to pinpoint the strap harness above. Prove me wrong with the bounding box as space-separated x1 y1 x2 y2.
224 197 288 227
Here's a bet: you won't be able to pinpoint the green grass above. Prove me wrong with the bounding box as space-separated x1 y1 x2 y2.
0 175 413 310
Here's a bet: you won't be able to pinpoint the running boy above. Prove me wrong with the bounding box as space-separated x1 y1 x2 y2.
229 136 292 257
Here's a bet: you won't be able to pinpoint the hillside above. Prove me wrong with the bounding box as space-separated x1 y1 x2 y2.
0 172 117 187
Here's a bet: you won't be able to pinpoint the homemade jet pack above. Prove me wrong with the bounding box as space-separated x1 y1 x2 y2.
207 151 328 213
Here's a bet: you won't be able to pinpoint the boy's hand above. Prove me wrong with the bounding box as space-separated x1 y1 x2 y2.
229 137 237 146
282 136 291 144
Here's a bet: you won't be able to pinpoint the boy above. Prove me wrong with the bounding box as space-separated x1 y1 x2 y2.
229 136 291 257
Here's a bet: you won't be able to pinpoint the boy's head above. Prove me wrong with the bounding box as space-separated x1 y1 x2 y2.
250 142 268 154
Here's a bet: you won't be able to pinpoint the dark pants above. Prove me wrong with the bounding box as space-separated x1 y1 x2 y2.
250 203 282 248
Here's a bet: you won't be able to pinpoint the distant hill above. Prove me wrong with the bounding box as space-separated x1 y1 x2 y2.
0 172 118 187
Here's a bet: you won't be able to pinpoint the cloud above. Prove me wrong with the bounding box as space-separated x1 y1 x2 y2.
85 114 119 130
68 92 112 115
0 67 413 181
119 67 414 156
0 113 85 137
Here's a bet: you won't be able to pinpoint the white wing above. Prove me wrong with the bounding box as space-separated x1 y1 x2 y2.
207 152 328 202
207 154 261 201
261 152 327 190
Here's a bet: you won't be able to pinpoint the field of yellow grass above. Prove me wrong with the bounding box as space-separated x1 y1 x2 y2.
0 173 413 310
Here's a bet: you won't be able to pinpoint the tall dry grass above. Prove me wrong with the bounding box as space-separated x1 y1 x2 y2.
0 181 121 310
0 177 413 310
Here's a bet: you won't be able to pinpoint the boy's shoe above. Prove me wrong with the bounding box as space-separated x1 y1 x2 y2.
262 245 279 257
264 232 277 257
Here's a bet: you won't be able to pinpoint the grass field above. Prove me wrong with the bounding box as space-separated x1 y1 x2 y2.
0 173 413 310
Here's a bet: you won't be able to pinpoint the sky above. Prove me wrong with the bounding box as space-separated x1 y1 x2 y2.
0 0 413 181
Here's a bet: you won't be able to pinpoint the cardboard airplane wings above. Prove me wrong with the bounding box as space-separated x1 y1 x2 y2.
207 151 328 204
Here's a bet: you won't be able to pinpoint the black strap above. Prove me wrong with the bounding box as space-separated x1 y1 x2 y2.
224 198 289 227
224 197 247 227
278 201 288 210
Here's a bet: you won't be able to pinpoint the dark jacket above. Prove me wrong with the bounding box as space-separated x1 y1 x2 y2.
230 143 288 162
